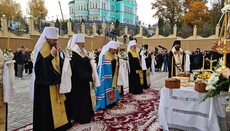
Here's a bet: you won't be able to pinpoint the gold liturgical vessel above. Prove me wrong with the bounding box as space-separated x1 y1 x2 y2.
216 0 230 75
218 1 230 113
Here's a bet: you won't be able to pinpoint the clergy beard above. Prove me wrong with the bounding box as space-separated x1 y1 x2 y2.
175 47 180 51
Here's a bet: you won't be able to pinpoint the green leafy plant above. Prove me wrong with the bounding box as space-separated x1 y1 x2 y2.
202 58 229 101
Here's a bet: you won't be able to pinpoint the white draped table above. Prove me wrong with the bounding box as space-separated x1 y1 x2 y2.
158 86 226 131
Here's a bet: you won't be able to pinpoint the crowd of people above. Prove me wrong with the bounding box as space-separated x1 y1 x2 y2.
151 44 226 76
13 47 33 79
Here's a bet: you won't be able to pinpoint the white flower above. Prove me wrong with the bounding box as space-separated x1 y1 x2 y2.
207 73 219 85
2 49 14 61
64 48 72 58
120 51 128 60
89 51 96 60
218 57 224 66
206 85 216 90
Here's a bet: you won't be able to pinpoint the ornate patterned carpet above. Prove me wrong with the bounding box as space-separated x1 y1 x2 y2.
14 89 161 131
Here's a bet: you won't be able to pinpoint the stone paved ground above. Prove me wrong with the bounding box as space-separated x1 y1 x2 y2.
8 74 33 131
7 72 230 131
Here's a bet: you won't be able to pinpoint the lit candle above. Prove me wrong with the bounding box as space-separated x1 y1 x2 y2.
210 55 213 70
202 56 205 80
7 33 10 49
218 41 220 47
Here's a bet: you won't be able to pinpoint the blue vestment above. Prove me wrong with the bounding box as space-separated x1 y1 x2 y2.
95 54 120 110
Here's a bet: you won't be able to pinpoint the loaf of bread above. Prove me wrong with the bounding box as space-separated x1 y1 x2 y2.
194 80 207 93
165 78 180 89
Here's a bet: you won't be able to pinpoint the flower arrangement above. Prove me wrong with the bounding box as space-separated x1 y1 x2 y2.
119 51 128 60
64 48 72 58
88 50 97 60
202 58 230 101
2 49 14 61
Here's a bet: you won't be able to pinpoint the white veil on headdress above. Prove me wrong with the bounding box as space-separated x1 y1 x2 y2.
97 41 119 70
29 27 59 101
127 40 137 51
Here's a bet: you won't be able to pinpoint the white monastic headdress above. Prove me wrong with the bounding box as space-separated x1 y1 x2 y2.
97 41 119 69
67 34 87 56
127 40 137 51
75 33 85 43
30 27 59 101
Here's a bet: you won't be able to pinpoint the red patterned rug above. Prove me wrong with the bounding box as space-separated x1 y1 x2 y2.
14 89 161 131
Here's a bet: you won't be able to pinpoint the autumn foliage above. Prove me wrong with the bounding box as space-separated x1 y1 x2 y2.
27 0 48 20
181 1 210 27
0 0 22 20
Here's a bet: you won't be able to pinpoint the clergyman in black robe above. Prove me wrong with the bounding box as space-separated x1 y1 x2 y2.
168 40 185 78
32 27 72 131
64 34 94 124
127 40 143 94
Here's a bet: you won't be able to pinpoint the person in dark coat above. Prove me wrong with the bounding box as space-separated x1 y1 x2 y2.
15 48 26 79
191 48 203 70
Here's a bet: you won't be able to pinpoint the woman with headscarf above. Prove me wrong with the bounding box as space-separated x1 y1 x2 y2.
95 40 120 110
127 40 143 94
63 34 95 124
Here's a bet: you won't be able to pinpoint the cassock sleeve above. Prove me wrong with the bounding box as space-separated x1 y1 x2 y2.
35 53 61 86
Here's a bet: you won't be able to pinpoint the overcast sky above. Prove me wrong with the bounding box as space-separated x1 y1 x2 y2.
16 0 157 25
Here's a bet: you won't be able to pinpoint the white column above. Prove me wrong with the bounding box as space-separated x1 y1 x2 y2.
173 24 177 37
1 15 8 36
193 25 197 39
